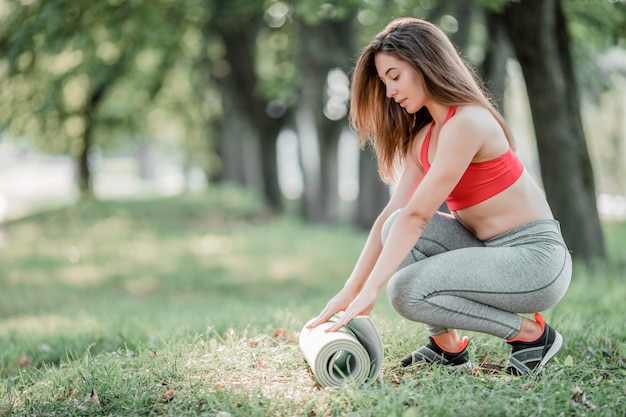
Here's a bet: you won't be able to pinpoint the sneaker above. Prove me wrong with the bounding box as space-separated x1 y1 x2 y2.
401 336 471 370
506 313 563 376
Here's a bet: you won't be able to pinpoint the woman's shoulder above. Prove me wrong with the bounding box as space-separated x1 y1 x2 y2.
445 105 503 141
453 105 499 128
446 105 509 159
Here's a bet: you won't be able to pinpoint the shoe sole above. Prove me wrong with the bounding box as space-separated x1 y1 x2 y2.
535 331 563 374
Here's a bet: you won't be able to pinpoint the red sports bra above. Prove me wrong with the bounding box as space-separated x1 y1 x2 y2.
420 107 524 211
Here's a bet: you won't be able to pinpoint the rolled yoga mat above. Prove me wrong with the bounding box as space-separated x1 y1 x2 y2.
299 315 383 387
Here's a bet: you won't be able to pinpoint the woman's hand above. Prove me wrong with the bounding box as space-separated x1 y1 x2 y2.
306 286 359 329
324 286 378 332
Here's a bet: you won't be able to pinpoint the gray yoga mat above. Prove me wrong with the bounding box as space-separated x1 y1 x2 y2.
299 314 383 387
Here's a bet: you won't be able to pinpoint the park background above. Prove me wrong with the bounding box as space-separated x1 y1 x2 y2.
1 0 625 416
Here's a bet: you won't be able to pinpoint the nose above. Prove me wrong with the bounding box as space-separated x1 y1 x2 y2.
386 83 397 99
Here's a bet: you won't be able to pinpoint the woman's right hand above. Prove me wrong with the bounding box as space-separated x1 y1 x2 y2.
305 286 359 329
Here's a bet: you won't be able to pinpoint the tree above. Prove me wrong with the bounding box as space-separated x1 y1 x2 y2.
0 0 198 199
480 9 511 110
500 0 606 262
206 0 298 212
355 146 388 229
294 7 356 222
2 0 622 243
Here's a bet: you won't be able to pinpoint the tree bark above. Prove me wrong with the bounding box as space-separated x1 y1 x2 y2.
214 82 263 190
77 124 93 200
214 21 285 212
450 0 473 53
355 147 388 229
481 10 511 111
501 0 606 262
296 16 355 223
77 80 111 200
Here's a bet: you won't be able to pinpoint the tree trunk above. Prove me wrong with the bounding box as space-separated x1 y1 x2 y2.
355 147 388 229
206 0 285 211
76 123 93 200
216 25 285 211
215 87 262 190
481 10 511 111
296 16 356 223
295 101 322 221
76 80 111 200
316 102 343 223
502 0 606 262
450 0 473 53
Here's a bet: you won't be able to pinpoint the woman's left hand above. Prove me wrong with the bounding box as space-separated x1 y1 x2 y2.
325 286 378 332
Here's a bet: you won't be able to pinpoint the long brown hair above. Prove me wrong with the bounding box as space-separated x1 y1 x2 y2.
350 17 514 182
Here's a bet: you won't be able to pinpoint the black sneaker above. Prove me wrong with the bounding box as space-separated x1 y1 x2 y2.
401 336 471 370
506 313 563 376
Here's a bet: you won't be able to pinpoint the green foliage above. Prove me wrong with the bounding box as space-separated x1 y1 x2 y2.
2 0 624 194
0 189 624 416
255 19 301 105
0 0 210 157
291 0 364 25
563 0 626 101
472 0 508 13
209 0 266 32
565 0 626 49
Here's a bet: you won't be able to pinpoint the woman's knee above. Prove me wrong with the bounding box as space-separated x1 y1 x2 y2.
386 270 428 319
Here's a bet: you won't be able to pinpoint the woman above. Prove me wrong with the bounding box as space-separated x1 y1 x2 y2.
307 17 571 376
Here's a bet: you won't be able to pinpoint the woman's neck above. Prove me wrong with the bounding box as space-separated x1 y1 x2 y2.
426 103 452 126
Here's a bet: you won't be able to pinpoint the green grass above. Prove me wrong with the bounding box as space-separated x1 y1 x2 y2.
0 186 624 416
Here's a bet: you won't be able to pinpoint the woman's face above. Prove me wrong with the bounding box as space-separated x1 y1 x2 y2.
374 52 426 114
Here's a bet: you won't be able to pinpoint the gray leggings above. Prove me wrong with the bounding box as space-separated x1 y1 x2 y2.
383 211 572 340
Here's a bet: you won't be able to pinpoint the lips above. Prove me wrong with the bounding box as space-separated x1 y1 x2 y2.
396 98 407 107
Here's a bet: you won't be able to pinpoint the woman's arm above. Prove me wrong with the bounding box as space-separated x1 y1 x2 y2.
306 155 425 328
325 109 485 331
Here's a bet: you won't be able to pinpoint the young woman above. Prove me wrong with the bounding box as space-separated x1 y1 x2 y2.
307 17 572 376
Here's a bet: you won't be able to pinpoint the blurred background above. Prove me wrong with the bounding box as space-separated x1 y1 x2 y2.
1 0 625 263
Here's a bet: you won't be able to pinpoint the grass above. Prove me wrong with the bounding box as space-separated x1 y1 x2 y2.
0 186 624 416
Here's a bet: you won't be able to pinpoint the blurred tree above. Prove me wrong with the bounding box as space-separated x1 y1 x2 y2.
480 9 511 110
565 0 626 204
0 0 200 199
293 3 357 222
355 145 388 229
498 0 608 262
207 0 294 212
1 0 623 248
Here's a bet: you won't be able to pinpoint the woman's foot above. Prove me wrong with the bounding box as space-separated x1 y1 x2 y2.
506 313 563 376
400 335 471 369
